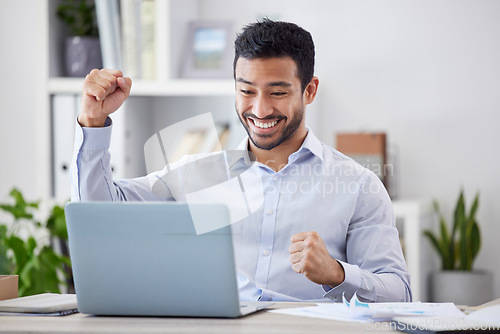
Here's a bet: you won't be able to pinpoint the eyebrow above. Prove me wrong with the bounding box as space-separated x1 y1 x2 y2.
236 78 292 88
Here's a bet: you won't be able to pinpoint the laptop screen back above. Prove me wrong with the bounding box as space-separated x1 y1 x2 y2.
65 202 240 317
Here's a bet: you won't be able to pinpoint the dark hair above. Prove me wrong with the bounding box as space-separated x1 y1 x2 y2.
233 18 315 92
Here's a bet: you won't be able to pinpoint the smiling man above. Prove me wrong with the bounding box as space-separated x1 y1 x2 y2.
235 57 315 170
71 19 411 302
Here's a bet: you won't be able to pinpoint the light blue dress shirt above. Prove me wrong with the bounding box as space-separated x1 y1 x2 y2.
70 119 412 303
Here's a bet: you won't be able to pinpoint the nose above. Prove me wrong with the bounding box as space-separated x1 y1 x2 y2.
252 95 274 119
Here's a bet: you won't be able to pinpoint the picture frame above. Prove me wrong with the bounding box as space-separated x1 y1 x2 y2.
181 21 234 79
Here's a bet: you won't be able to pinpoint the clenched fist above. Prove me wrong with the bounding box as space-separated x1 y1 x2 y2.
289 231 345 287
78 69 132 127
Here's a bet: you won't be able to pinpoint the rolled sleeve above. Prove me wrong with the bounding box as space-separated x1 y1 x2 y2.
80 117 113 151
70 117 174 202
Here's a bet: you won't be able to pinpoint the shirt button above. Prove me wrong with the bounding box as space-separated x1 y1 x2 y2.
272 176 279 182
263 250 270 256
266 209 274 215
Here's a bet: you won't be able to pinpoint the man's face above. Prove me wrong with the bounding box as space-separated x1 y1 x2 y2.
234 57 308 151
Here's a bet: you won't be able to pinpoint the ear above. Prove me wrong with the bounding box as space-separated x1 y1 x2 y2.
303 76 319 105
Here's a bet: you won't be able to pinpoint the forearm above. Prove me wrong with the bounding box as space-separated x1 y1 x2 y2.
70 118 121 201
70 143 119 201
359 270 412 302
70 118 171 202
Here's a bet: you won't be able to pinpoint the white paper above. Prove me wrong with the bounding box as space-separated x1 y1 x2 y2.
269 293 465 323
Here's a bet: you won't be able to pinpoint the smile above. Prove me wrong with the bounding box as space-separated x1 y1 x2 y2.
253 120 279 129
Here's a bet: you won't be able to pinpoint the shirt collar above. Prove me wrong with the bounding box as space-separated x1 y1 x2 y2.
295 127 324 161
226 127 324 169
224 140 254 169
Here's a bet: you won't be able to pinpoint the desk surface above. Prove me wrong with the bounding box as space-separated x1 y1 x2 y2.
0 302 395 334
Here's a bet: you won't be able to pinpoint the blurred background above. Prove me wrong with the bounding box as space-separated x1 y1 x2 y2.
0 0 499 302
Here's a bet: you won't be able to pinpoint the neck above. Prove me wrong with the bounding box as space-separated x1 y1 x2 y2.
249 127 308 172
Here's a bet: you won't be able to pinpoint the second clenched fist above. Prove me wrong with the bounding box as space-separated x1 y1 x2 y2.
78 69 132 127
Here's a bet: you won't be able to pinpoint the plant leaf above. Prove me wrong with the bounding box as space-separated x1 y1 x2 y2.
5 235 28 273
453 190 465 237
439 215 455 269
469 220 481 270
56 0 98 36
0 225 12 274
0 188 39 221
18 255 39 295
46 205 68 240
468 193 480 222
432 199 456 269
455 190 468 270
424 230 451 270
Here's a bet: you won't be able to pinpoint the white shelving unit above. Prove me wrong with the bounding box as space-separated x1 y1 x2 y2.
41 0 239 198
45 0 235 94
393 200 435 301
47 78 234 96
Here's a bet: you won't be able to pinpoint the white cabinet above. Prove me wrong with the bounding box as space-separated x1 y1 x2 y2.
393 200 435 301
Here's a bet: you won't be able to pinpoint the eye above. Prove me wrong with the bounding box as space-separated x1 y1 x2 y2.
240 89 254 95
271 92 287 96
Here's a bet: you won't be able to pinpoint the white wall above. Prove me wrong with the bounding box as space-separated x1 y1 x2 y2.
0 0 40 202
202 0 500 298
316 0 500 299
1 0 499 299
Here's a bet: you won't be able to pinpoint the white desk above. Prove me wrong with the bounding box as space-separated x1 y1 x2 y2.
0 303 395 334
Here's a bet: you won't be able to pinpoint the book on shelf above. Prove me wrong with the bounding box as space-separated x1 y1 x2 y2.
95 0 156 79
95 0 122 70
120 0 141 78
139 0 155 80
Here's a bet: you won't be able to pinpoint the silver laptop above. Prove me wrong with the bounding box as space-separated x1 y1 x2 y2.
65 202 270 317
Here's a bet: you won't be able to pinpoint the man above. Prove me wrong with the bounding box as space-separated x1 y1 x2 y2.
71 19 411 302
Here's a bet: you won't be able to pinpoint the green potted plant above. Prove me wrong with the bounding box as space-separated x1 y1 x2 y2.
424 190 493 305
0 188 72 296
56 0 102 77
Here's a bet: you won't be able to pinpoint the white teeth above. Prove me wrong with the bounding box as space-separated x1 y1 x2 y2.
254 120 278 129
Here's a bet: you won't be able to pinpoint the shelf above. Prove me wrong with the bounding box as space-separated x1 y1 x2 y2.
48 78 235 96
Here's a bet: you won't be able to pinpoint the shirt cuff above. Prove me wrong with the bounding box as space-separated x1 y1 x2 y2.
322 260 362 302
79 117 113 151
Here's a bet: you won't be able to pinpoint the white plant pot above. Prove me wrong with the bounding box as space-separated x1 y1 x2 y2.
430 270 493 306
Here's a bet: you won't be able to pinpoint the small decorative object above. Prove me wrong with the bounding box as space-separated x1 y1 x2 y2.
0 275 18 300
424 190 493 305
182 21 233 79
57 0 102 77
336 132 401 199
